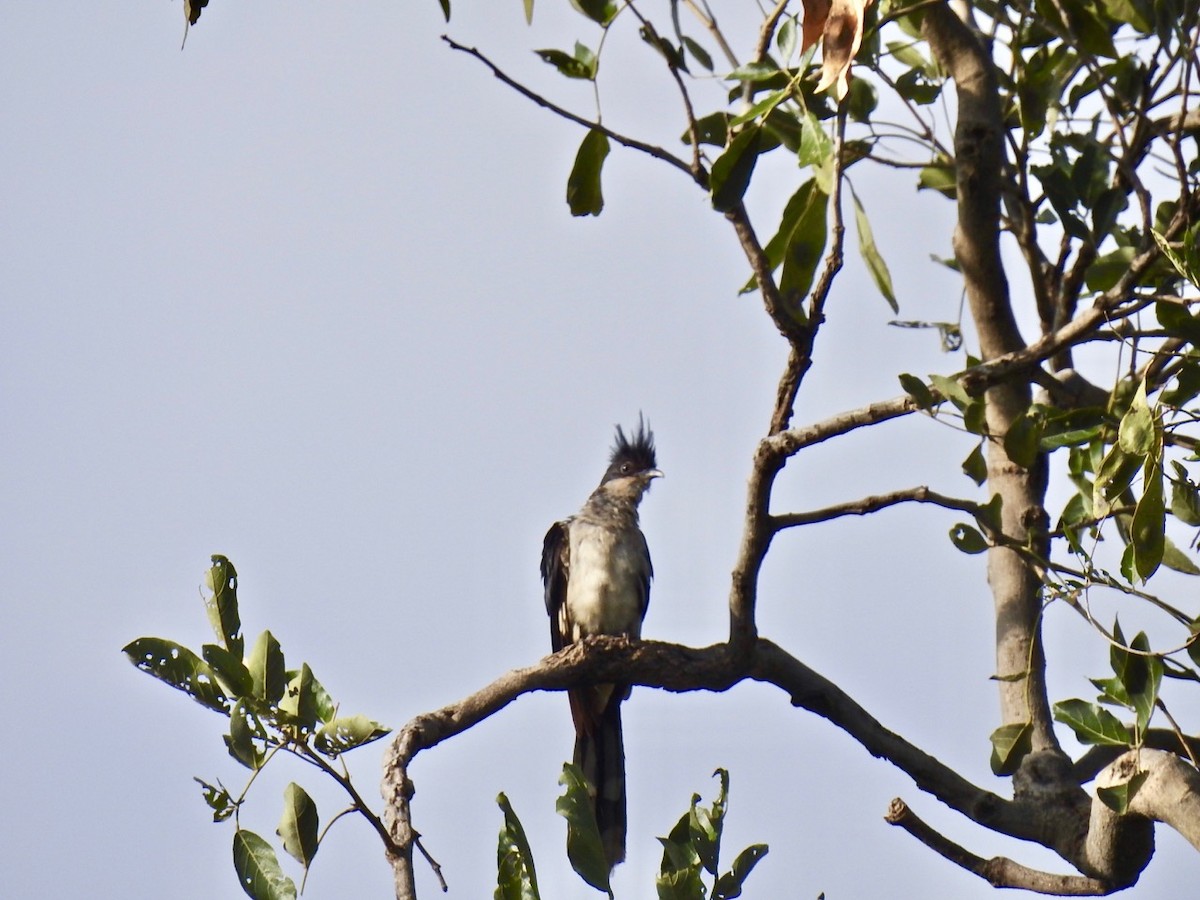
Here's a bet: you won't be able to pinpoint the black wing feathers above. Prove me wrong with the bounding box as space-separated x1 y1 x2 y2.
541 520 570 652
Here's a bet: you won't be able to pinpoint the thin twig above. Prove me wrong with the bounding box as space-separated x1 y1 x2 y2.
442 36 699 182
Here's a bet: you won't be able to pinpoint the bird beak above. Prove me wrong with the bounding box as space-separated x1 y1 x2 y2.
647 469 664 480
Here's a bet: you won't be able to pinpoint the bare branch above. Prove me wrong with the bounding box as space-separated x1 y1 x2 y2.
886 799 1117 895
441 36 701 184
773 485 980 529
769 394 923 457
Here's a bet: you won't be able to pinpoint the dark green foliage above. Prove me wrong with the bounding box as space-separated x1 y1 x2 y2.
125 557 390 898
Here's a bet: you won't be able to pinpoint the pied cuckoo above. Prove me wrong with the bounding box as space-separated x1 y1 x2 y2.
540 418 661 872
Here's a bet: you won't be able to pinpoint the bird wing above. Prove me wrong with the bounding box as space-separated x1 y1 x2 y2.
631 527 653 628
541 519 571 653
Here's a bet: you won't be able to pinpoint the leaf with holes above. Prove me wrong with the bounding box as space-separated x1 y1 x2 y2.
232 830 296 900
313 715 391 758
496 793 542 900
949 523 988 554
124 637 229 714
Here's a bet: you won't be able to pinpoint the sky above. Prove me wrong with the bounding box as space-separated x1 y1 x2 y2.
1 2 1196 898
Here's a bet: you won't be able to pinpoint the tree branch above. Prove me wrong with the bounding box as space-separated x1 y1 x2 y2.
381 634 1095 898
885 798 1116 895
773 485 980 529
922 0 1059 760
441 36 701 184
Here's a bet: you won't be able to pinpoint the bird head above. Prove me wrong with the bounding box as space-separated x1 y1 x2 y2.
599 417 663 496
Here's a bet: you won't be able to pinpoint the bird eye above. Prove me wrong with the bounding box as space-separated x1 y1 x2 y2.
620 462 632 474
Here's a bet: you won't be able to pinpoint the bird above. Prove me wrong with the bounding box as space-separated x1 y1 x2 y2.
540 417 662 873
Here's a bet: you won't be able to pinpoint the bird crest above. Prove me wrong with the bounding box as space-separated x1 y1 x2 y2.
602 416 657 483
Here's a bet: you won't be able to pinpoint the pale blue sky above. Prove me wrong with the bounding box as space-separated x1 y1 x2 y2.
2 3 1194 898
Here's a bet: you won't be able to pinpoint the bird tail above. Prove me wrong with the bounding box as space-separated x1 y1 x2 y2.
570 687 626 871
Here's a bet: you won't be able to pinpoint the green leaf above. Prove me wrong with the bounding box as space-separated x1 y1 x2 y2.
725 62 779 82
439 0 451 23
917 162 956 198
710 124 763 213
1161 537 1200 575
278 663 335 730
850 189 897 311
227 699 267 770
124 637 230 714
686 112 730 147
204 555 244 658
682 36 713 72
657 808 703 900
567 129 610 217
1131 457 1165 581
1111 631 1162 732
894 67 942 104
1099 0 1152 32
522 0 533 25
988 722 1032 775
776 16 796 62
689 800 719 876
713 844 769 899
1003 412 1043 469
962 398 988 436
1086 245 1136 291
961 442 987 486
313 715 391 758
742 178 828 306
1097 769 1150 813
974 493 1003 535
638 26 686 70
557 763 611 895
247 630 287 704
534 45 596 80
797 112 833 170
569 0 618 26
496 793 541 900
195 777 237 822
203 643 254 698
728 88 791 129
232 830 297 900
899 373 934 409
1117 380 1156 456
928 373 970 410
1052 699 1131 746
1092 444 1143 517
1155 301 1200 343
277 783 319 869
1152 228 1200 288
949 523 988 554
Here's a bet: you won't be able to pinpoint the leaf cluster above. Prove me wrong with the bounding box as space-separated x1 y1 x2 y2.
496 767 767 899
123 556 390 899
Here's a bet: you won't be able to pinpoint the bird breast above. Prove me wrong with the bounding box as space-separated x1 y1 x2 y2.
565 518 647 640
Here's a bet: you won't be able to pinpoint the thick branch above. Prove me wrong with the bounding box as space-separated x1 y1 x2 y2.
1089 749 1200 867
382 634 1059 898
923 0 1058 758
